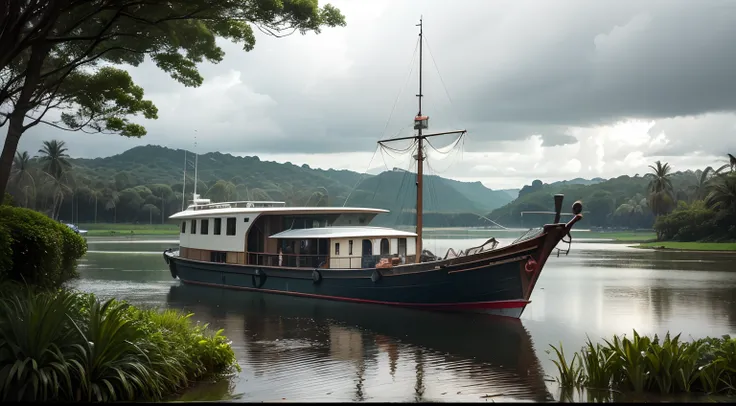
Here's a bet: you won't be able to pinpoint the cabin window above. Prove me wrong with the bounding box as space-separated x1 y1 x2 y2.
398 238 407 256
226 217 236 235
210 251 226 263
335 242 340 255
213 218 221 235
190 219 196 234
181 221 186 233
201 219 209 235
380 238 390 255
348 240 353 255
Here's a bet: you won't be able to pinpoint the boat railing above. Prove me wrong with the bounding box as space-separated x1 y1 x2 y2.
189 200 287 211
512 227 544 244
246 251 409 269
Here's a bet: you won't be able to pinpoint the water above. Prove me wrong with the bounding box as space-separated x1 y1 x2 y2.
69 233 736 402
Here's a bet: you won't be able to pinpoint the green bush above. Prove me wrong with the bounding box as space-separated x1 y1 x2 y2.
0 284 240 402
654 201 719 241
0 206 87 287
549 329 736 397
1 192 14 206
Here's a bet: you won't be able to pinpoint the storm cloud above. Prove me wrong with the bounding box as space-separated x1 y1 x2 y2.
12 0 736 188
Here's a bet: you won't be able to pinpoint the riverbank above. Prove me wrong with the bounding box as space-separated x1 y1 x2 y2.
79 223 179 236
636 241 736 252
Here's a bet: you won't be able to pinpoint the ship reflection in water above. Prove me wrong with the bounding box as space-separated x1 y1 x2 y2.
167 283 555 402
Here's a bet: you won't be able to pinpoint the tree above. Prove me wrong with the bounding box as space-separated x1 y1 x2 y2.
37 139 71 178
10 150 36 207
705 173 736 214
647 160 674 216
0 0 346 198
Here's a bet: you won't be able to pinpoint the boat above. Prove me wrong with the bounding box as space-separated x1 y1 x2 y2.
162 18 584 318
64 223 88 238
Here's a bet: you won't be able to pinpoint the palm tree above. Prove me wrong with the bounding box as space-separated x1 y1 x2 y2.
647 160 674 216
613 194 648 228
102 188 120 223
41 170 73 220
10 151 36 208
37 140 71 179
205 180 237 202
705 174 736 214
88 188 104 223
690 166 716 201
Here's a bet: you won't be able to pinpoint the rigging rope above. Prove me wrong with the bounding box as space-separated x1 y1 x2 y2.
380 37 421 141
341 145 380 207
423 34 461 129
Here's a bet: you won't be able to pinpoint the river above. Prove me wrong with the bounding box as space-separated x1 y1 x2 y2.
67 232 736 402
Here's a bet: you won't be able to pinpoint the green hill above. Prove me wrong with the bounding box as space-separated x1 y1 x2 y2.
488 172 700 229
59 145 514 226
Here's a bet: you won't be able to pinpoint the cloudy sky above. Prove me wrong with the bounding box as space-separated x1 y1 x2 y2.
11 0 736 189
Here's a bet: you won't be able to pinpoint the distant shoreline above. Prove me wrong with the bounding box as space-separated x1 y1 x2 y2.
635 241 736 253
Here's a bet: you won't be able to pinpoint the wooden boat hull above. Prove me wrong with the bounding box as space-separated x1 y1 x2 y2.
163 219 579 319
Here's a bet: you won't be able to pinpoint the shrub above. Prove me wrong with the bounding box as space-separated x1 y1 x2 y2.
0 206 87 287
0 285 239 402
549 329 736 397
653 201 718 241
1 192 14 206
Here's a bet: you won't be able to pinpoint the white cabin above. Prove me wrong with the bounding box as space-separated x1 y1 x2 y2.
170 199 417 269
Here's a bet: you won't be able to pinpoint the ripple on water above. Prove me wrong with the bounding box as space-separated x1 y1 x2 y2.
73 235 736 402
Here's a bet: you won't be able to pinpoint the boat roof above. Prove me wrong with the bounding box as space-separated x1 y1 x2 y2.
269 226 417 239
169 206 389 220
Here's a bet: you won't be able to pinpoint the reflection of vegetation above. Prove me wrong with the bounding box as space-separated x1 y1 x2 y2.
174 375 240 401
549 330 736 396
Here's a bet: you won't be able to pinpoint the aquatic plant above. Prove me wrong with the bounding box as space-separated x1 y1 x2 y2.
549 329 736 396
0 285 239 401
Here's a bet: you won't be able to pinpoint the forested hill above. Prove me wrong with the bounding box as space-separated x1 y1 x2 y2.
488 171 703 228
67 145 515 224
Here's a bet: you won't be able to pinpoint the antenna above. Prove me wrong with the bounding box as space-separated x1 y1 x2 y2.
193 132 199 204
182 149 187 211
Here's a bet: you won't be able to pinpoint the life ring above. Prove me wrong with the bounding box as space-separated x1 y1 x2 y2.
312 270 322 284
371 270 382 283
525 257 538 273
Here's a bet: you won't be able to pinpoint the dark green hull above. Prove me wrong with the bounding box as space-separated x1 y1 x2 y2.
164 221 577 319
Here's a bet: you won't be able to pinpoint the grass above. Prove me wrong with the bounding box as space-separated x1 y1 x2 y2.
0 283 240 401
78 223 179 236
636 242 736 252
575 231 657 242
548 330 736 399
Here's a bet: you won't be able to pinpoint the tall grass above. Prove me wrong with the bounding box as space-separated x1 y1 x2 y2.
548 329 736 397
0 283 239 401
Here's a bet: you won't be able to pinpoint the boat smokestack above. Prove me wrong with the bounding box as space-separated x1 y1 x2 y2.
553 194 564 224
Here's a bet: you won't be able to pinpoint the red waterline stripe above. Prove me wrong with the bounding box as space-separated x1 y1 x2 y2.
180 279 530 310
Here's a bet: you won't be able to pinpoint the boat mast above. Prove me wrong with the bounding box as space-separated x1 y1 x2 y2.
415 17 424 264
182 149 187 211
377 17 467 264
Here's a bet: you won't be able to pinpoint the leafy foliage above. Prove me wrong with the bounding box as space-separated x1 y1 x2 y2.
7 144 516 227
549 330 736 397
0 0 347 199
0 205 86 287
0 285 239 402
490 155 736 237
